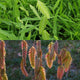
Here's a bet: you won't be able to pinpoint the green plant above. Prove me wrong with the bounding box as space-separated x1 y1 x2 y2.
0 0 80 40
0 40 8 80
20 40 72 80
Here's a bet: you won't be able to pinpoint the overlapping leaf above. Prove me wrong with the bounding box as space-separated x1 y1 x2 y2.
37 0 50 19
20 59 28 77
29 46 36 69
21 40 28 66
45 42 57 68
57 65 64 80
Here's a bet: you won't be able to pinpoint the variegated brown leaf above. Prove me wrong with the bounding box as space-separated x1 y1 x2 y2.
45 53 53 68
57 65 64 80
0 41 6 69
36 40 42 65
35 66 46 80
48 42 54 53
64 56 72 72
54 41 58 54
29 46 36 69
21 40 28 66
20 59 28 77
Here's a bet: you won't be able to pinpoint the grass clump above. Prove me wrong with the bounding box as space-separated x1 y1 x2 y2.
0 0 80 40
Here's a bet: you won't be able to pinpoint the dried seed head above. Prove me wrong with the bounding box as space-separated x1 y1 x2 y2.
48 42 54 53
64 56 72 72
29 46 36 69
45 53 53 68
0 75 2 80
0 40 8 80
21 40 28 66
0 40 6 69
45 41 57 68
54 40 58 54
21 40 28 50
57 65 64 80
35 66 46 80
36 40 41 53
20 59 28 77
60 48 67 60
36 40 42 65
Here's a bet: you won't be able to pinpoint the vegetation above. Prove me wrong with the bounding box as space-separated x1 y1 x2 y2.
20 40 72 80
0 0 80 40
0 41 8 80
1 40 77 80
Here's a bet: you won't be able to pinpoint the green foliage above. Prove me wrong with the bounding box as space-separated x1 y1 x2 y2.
37 0 50 19
0 0 80 40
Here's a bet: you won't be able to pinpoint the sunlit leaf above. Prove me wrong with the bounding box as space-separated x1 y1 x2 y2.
29 46 36 69
21 40 28 66
57 65 64 80
20 59 28 77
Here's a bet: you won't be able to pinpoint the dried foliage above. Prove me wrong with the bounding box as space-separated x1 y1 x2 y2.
20 40 28 77
29 46 36 69
0 40 8 80
20 40 72 80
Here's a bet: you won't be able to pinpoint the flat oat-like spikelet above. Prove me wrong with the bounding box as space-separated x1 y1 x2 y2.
20 59 28 77
21 40 28 66
0 40 6 69
29 46 36 69
60 48 72 72
37 0 50 19
57 65 64 80
0 40 8 80
45 52 53 68
36 66 46 80
64 56 72 72
45 42 57 68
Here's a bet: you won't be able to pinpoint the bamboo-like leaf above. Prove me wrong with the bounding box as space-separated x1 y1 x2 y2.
29 46 36 69
30 4 40 19
37 0 50 19
20 59 28 77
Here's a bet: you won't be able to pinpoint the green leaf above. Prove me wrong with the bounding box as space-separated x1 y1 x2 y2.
37 0 50 19
30 4 40 19
20 6 29 16
24 31 31 40
53 0 61 11
42 30 50 40
0 3 6 10
39 16 47 34
0 29 18 40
